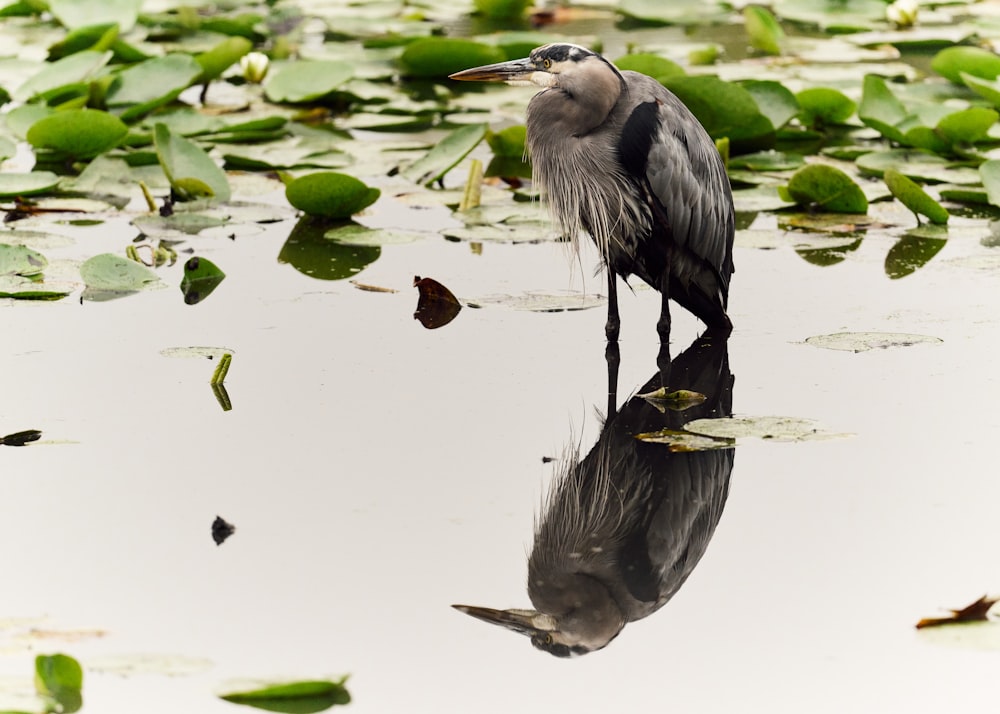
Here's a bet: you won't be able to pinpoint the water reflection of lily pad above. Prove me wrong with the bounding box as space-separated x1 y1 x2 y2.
470 291 604 312
685 415 852 442
180 256 226 305
443 223 552 244
279 218 380 281
634 429 734 452
804 332 943 352
885 233 947 279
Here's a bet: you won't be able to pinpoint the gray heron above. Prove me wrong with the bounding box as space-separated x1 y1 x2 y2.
450 43 735 342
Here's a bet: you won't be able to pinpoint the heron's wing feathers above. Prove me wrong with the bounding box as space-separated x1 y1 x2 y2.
619 72 735 292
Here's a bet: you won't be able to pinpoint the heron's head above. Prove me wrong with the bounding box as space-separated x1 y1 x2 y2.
449 43 616 91
452 602 625 657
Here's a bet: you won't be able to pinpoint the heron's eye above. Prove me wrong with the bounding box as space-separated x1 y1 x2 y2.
542 59 551 69
544 633 554 644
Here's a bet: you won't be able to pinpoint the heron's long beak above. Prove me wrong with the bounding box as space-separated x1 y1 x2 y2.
452 604 557 637
448 58 536 84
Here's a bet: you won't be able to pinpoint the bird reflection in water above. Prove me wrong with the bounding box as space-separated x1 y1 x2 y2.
455 332 734 656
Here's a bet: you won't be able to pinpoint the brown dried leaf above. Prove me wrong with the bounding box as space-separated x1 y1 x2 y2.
915 594 999 629
413 275 462 330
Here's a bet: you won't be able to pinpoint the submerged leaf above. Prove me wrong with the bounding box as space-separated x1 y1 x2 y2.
804 331 942 352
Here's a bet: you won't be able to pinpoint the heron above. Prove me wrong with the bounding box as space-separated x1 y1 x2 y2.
454 332 735 656
450 43 735 342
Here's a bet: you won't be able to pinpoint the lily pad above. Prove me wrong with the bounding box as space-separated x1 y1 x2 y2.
883 169 949 224
661 75 774 148
35 653 83 714
485 125 526 159
285 172 380 219
401 38 505 78
469 291 604 312
106 54 203 121
633 428 734 452
27 109 128 159
780 164 868 214
219 678 350 713
263 60 353 103
978 160 1000 207
613 53 685 82
0 171 61 197
744 5 784 56
401 123 488 186
154 123 231 202
804 331 943 352
0 244 47 276
195 36 253 83
48 0 140 31
796 87 856 127
931 45 1000 84
684 415 851 443
14 50 111 102
180 256 225 304
80 253 162 292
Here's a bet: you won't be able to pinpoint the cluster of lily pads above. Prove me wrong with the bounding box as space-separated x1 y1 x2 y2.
1 0 999 301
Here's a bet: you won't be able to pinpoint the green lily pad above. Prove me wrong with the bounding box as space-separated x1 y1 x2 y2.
80 253 162 292
106 54 203 121
264 60 353 103
780 164 868 214
473 0 530 19
0 171 61 197
618 0 730 24
48 0 140 31
739 80 799 131
744 5 784 55
35 653 83 714
180 255 225 304
633 428 734 452
400 38 505 78
661 75 774 148
885 232 948 279
979 159 1000 207
796 87 856 127
856 149 981 184
485 125 526 159
219 678 350 713
613 53 685 82
883 169 949 224
285 172 380 219
401 123 488 186
26 108 128 159
960 72 1000 107
14 50 111 102
195 36 253 83
154 123 231 202
804 331 942 352
0 243 47 276
858 74 908 144
931 45 1000 84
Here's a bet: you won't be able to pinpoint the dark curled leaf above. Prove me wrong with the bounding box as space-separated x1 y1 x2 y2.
916 594 999 629
212 516 235 545
413 275 462 330
0 429 42 446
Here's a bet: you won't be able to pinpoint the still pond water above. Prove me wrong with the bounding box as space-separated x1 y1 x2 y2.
3 6 1000 714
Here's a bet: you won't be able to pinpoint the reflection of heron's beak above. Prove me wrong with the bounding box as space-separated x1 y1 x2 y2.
449 58 536 85
452 605 557 637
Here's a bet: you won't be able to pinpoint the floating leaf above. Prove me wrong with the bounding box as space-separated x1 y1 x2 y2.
0 429 42 446
634 428 734 452
857 149 980 184
684 415 850 442
740 80 799 132
80 253 162 292
781 164 868 214
931 46 1000 84
195 36 253 83
0 171 61 197
796 87 856 127
106 54 203 121
804 331 942 352
979 160 1000 207
744 5 784 55
858 74 908 143
473 0 531 19
401 123 488 186
264 60 353 103
35 653 83 714
14 50 111 102
485 125 526 159
635 387 707 412
48 0 140 31
401 38 505 78
180 255 226 304
154 123 231 201
413 275 462 329
212 515 236 546
0 243 47 276
883 169 948 224
916 595 999 629
613 53 685 82
661 75 774 148
219 678 350 713
285 172 380 219
27 109 128 159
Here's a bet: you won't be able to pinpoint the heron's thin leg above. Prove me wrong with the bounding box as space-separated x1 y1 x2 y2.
656 341 672 390
605 269 620 342
605 341 620 417
656 270 671 342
